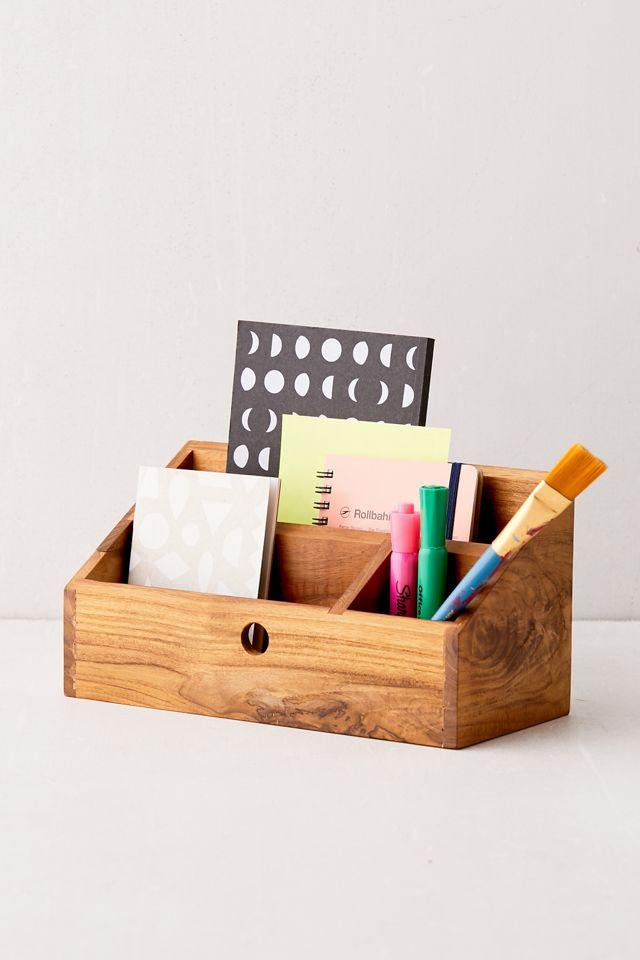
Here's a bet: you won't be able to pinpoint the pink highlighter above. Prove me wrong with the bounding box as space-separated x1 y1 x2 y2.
389 503 420 617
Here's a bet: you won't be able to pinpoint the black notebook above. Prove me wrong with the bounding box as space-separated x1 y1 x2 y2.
226 320 435 477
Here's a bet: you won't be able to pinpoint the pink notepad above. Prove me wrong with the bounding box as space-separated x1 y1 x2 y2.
313 454 482 541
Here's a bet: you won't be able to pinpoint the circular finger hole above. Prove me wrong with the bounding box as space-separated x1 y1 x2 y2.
241 622 269 655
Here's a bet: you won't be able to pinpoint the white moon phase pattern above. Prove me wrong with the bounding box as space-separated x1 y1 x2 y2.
233 444 250 468
271 333 282 357
321 338 342 362
294 372 310 397
380 343 392 367
264 369 285 394
258 447 270 471
228 320 435 477
240 367 256 391
353 340 369 365
295 335 310 359
402 383 415 408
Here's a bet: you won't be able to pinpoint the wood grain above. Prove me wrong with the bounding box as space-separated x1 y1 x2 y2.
329 537 392 615
447 505 574 747
64 439 575 748
88 519 390 608
442 622 460 747
271 524 387 606
343 539 489 616
72 580 447 747
63 585 76 697
85 439 388 606
190 442 227 472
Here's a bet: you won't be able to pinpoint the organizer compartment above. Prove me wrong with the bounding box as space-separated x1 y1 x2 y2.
64 441 574 748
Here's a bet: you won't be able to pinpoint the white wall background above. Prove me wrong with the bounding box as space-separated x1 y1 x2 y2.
1 0 638 619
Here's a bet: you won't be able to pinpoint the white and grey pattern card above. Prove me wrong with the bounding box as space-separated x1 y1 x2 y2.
226 320 435 477
128 467 280 598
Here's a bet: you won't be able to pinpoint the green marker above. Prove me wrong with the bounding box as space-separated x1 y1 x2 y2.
417 485 448 620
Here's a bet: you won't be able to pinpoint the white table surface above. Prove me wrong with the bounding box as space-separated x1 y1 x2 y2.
1 620 638 960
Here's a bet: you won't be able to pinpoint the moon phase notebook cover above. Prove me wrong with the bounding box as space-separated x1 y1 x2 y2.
226 320 436 477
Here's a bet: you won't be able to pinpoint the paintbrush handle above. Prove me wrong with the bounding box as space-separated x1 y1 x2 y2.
431 545 504 621
432 481 572 621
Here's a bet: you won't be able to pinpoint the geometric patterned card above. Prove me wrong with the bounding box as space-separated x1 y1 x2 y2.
226 320 435 477
128 467 280 599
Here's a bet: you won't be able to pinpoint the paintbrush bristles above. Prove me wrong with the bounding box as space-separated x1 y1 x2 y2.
545 444 607 500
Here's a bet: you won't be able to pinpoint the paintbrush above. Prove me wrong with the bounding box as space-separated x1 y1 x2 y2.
432 444 607 621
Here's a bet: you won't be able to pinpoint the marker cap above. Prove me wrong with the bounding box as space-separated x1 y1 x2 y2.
419 485 448 548
390 502 420 553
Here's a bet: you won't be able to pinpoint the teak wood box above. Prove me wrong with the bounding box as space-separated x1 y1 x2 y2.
64 440 573 748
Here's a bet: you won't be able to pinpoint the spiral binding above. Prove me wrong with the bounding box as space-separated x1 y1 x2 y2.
311 463 463 534
312 470 334 525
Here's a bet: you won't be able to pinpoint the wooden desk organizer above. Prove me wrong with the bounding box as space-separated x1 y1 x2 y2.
64 440 573 748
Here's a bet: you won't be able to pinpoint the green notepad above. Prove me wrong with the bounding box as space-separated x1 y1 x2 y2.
277 415 451 524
